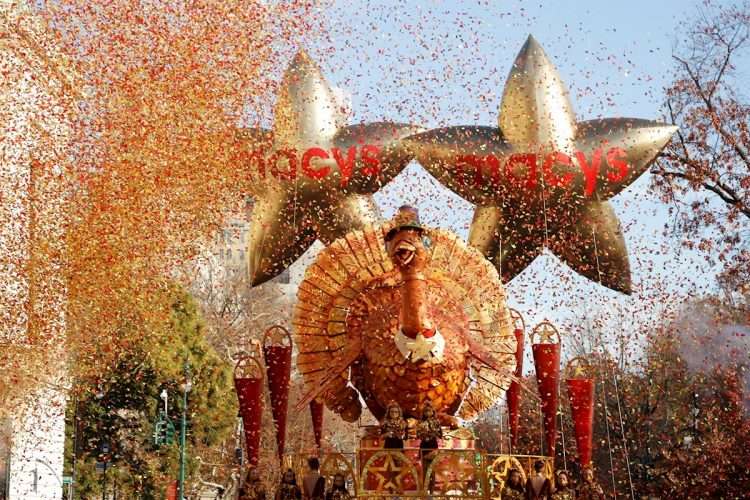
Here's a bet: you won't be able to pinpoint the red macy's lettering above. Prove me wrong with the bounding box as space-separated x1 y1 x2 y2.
238 145 628 196
453 147 628 196
238 145 381 187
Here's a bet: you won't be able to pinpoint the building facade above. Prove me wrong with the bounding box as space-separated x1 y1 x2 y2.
1 2 77 498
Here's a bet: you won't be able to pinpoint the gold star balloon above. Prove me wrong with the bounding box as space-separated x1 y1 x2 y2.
403 36 677 294
240 51 423 285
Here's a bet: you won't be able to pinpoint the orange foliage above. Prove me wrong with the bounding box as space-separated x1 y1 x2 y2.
53 0 320 379
1 0 321 408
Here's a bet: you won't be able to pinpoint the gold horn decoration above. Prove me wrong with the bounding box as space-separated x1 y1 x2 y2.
403 35 677 294
240 51 423 285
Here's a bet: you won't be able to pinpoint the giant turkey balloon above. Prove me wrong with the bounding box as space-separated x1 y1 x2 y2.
292 207 517 422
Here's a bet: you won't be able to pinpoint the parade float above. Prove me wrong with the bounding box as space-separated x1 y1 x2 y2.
232 35 676 499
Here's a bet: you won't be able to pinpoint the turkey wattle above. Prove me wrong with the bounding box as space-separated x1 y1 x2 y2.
293 207 517 421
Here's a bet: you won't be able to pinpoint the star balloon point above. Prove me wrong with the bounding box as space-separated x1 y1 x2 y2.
404 37 677 294
242 52 423 286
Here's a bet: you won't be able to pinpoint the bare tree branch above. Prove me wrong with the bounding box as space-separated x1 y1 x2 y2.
652 2 750 282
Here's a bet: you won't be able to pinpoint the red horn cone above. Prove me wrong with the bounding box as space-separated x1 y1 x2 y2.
263 326 293 461
566 378 595 467
531 321 562 457
310 398 324 449
234 356 264 467
506 309 525 448
565 357 596 467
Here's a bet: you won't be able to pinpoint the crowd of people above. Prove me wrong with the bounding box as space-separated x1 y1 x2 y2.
239 458 352 500
501 461 606 500
239 457 605 500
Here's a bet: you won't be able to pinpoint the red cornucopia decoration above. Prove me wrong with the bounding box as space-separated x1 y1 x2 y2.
262 325 293 461
566 357 596 467
234 354 264 467
531 321 562 457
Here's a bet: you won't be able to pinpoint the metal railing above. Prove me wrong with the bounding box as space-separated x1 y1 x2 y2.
283 449 553 499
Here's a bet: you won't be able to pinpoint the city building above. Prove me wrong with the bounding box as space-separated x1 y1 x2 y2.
0 2 77 499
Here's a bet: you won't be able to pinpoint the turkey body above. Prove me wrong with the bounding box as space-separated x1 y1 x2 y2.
347 283 470 419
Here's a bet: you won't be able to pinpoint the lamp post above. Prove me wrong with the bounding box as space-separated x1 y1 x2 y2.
178 363 192 500
99 441 110 500
691 392 700 434
235 413 244 468
682 391 701 450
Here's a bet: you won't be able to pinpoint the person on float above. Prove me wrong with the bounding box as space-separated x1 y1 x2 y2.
239 467 267 500
550 470 575 500
417 399 442 451
416 399 443 490
525 460 552 499
575 467 605 500
275 469 302 500
325 473 352 500
501 468 526 499
380 401 407 449
302 457 326 500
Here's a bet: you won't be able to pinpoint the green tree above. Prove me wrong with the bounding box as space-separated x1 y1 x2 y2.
63 289 237 499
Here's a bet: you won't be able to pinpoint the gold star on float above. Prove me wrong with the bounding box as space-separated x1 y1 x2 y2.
533 320 560 345
240 51 422 285
433 452 481 494
571 363 588 379
566 356 592 379
403 36 677 293
368 453 414 492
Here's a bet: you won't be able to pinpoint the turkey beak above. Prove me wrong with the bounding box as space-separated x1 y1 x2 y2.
393 240 416 267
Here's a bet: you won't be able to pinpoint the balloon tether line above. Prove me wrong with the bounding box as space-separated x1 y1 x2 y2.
591 224 618 497
592 223 635 500
541 174 568 469
560 399 568 472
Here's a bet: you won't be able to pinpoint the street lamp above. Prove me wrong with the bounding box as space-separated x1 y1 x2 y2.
178 363 192 500
691 392 700 434
160 389 169 415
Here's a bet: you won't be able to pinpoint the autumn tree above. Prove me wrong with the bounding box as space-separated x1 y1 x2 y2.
653 1 750 284
182 247 294 361
64 290 237 499
620 296 749 497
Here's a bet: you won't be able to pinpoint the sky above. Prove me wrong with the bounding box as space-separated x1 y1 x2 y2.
279 0 733 370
